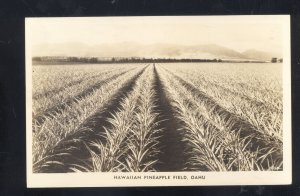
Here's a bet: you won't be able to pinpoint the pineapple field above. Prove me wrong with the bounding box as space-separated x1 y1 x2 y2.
31 62 283 173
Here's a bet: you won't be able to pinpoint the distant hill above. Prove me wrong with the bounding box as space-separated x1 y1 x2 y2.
241 49 281 61
178 44 247 60
32 42 280 61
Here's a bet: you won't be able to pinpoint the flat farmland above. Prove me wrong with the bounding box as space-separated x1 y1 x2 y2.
32 63 283 172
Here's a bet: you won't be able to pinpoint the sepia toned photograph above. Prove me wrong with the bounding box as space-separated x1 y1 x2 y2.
26 16 291 187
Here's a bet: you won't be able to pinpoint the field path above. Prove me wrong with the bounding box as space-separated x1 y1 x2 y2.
154 65 189 171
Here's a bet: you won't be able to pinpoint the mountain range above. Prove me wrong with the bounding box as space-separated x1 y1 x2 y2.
32 42 281 61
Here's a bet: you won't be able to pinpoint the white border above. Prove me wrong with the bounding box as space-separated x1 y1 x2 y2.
25 15 291 187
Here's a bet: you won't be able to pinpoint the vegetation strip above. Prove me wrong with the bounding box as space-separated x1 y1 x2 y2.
123 65 161 172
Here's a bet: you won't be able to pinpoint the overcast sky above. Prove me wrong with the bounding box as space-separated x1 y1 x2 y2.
27 16 287 54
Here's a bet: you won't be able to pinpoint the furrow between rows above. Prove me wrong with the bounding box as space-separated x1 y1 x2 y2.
153 65 189 171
